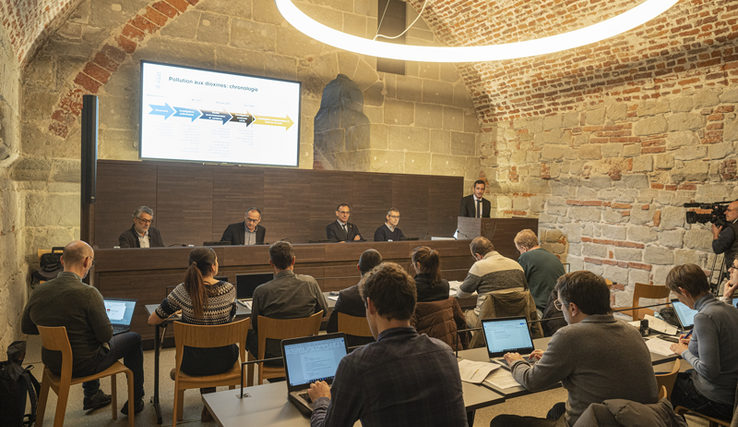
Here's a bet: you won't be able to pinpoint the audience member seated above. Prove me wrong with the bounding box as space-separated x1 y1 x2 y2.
540 288 567 337
22 240 145 416
456 236 527 330
326 203 363 242
411 246 450 302
247 241 329 365
514 229 566 317
666 263 738 421
220 207 266 245
720 256 738 305
373 208 406 241
490 271 659 427
326 249 382 347
307 263 468 427
148 247 237 422
118 206 164 248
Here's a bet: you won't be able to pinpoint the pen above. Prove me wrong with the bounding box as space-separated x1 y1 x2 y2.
682 330 693 340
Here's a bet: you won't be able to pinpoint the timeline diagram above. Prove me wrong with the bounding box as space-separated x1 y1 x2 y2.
148 103 294 130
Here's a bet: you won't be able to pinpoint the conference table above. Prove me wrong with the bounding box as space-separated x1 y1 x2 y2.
145 296 338 424
202 378 505 427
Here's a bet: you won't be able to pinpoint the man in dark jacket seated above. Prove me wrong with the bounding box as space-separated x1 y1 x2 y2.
118 206 164 248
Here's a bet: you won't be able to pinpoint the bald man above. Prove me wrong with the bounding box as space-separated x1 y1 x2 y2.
712 201 738 273
22 241 145 416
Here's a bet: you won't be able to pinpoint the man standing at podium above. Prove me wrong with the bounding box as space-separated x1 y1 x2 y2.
459 180 491 218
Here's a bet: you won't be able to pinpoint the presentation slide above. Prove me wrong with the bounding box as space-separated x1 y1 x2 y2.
140 61 301 167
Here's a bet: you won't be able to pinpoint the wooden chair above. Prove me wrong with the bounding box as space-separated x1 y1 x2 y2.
172 318 250 426
247 311 323 386
36 326 134 427
621 283 672 320
658 385 667 400
675 406 731 427
655 359 680 401
337 312 372 338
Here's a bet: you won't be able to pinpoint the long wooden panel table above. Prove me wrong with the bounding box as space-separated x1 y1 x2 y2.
92 240 476 346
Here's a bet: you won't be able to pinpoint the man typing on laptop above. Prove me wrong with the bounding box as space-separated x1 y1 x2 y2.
490 271 659 427
307 262 468 427
21 240 146 415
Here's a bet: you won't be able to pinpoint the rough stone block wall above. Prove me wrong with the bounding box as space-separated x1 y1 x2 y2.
0 21 26 352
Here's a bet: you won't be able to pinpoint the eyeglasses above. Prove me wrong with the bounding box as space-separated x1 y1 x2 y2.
730 265 738 271
135 217 153 224
245 218 260 223
471 254 478 261
389 215 400 219
86 256 96 267
338 211 350 215
554 299 564 311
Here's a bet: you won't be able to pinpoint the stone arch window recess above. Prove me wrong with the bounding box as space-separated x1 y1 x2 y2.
313 74 370 171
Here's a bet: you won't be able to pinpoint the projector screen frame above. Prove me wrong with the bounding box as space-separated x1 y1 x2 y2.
138 60 302 168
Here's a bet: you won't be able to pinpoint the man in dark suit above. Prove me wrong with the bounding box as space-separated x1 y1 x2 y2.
326 203 364 242
459 179 492 218
326 249 382 347
118 206 165 248
220 208 266 245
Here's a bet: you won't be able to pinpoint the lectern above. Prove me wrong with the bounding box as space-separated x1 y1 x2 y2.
457 217 539 260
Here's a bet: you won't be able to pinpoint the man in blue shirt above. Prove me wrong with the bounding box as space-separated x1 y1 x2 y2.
307 262 467 427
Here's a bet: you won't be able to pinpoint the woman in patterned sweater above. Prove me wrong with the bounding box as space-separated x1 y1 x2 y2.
148 247 238 421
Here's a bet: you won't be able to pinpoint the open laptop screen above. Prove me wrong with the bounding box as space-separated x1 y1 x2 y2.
103 298 137 327
482 316 535 358
671 299 697 329
236 273 273 299
282 333 348 390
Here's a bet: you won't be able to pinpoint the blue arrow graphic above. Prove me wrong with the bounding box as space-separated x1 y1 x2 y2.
149 103 175 119
199 110 233 125
173 107 202 122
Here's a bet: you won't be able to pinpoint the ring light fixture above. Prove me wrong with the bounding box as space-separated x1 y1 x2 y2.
273 0 680 62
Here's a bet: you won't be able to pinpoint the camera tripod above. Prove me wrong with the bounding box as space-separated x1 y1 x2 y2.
707 252 726 296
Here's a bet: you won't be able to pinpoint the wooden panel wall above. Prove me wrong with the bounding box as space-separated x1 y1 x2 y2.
94 160 464 248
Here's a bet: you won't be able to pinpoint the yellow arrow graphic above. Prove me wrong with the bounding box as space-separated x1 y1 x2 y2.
253 114 294 130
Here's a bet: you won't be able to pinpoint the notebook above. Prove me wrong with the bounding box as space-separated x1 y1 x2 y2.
236 273 273 307
481 316 536 369
671 299 697 329
281 333 349 416
103 298 137 335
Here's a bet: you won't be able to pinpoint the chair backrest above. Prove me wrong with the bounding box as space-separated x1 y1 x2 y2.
37 326 74 379
471 289 543 348
173 318 250 369
631 283 672 320
256 311 323 359
336 312 372 338
655 359 680 401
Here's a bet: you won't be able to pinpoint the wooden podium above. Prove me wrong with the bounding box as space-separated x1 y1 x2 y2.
457 217 539 260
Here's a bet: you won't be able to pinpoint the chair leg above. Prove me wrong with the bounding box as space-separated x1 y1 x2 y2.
247 353 254 387
53 383 70 427
36 372 51 427
176 389 185 421
126 370 135 427
111 373 117 420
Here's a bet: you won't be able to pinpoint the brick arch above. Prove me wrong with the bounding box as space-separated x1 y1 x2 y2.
47 0 200 138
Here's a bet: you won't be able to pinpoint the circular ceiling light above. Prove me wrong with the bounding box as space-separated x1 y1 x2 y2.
274 0 679 62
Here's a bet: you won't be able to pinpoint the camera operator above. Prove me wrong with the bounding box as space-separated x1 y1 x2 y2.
711 201 738 271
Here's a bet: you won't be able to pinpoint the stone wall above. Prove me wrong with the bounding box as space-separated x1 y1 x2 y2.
0 21 26 351
15 0 481 270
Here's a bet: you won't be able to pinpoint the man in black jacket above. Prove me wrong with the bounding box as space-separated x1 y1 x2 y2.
459 180 491 218
326 203 363 242
118 206 165 248
220 208 266 245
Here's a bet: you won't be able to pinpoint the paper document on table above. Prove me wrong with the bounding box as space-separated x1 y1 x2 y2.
327 295 339 301
458 359 499 384
483 367 522 389
628 320 641 328
646 338 676 356
644 315 678 335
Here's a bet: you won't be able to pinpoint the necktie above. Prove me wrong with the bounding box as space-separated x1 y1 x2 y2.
343 224 348 238
477 200 481 218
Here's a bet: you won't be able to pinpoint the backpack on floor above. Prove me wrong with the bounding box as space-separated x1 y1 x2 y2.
31 247 64 287
0 341 41 427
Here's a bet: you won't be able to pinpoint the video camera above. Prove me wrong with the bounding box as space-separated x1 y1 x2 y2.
684 201 731 227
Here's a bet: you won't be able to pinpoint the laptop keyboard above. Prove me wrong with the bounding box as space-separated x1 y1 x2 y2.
112 326 128 335
298 392 313 404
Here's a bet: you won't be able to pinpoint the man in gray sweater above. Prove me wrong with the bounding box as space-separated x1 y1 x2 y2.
490 271 659 427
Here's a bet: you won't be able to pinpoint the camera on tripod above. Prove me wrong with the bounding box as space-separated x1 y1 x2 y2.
684 201 731 228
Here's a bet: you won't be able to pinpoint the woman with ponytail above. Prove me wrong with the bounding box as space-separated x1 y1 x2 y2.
148 247 237 421
411 246 450 302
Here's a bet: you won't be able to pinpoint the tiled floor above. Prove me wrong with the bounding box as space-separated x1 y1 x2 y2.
24 334 711 426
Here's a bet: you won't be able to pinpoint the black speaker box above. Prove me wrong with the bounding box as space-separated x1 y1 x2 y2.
81 95 98 204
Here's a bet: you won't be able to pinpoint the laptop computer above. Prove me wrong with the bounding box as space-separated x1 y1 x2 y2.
103 298 137 335
671 299 697 329
281 333 349 416
481 316 536 369
236 273 273 307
